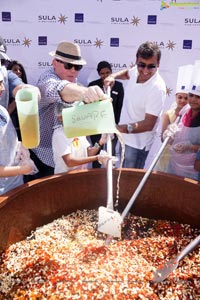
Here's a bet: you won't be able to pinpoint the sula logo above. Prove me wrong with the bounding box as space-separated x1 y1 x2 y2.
2 12 11 22
110 38 119 47
38 36 47 46
183 40 192 49
75 13 84 23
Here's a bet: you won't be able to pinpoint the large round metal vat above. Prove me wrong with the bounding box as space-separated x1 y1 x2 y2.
0 169 199 251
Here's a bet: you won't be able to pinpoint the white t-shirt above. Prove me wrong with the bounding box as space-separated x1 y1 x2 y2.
119 66 166 151
52 126 90 174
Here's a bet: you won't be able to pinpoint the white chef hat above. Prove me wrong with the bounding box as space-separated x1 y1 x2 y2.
188 60 200 96
175 64 193 94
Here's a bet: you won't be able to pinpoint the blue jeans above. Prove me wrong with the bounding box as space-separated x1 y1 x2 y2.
123 144 149 169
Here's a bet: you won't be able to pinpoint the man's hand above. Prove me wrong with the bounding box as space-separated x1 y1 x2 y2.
103 75 115 89
83 86 108 103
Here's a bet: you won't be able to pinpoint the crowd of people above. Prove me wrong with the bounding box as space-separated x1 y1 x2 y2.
0 35 200 195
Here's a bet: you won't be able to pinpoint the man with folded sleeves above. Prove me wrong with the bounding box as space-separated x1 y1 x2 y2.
27 41 108 180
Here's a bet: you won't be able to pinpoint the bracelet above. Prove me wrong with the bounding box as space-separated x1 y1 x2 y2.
94 142 101 149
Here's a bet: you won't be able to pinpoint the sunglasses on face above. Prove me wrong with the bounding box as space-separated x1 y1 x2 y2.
137 62 156 70
56 59 83 71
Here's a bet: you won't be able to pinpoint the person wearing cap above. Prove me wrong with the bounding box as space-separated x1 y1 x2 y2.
0 68 37 195
104 41 166 169
167 60 200 181
154 65 192 173
88 60 124 168
27 41 108 180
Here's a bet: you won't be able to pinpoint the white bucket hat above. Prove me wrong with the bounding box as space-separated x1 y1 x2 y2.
49 41 86 65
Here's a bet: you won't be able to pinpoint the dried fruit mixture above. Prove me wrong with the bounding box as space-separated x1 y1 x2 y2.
0 209 199 299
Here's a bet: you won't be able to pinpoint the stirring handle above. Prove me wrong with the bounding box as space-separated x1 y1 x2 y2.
106 86 113 210
121 134 170 219
107 134 113 210
177 234 200 261
121 115 182 220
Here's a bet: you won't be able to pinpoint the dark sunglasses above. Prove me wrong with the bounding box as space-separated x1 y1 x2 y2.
56 59 83 71
137 62 156 70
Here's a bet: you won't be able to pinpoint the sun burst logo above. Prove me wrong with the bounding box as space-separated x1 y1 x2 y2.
130 16 140 26
166 40 176 50
94 38 104 48
22 37 32 47
166 86 173 96
58 14 68 24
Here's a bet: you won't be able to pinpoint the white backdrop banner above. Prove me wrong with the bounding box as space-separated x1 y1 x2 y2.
1 0 200 165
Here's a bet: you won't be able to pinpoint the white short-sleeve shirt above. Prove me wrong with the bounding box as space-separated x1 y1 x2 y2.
119 66 166 150
52 126 90 174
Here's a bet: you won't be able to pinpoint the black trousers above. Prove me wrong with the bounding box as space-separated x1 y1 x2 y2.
90 134 102 168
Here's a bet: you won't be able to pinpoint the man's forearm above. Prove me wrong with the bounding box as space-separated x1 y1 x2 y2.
111 69 129 80
60 83 87 102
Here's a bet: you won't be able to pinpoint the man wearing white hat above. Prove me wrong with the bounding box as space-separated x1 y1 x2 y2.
29 41 108 180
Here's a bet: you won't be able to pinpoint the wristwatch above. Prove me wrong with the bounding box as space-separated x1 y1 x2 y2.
94 142 101 149
127 123 134 133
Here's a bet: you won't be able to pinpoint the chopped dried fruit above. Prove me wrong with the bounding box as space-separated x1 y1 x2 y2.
0 210 199 299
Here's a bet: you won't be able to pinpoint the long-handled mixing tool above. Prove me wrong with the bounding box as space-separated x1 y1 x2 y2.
98 87 122 238
104 132 176 239
151 234 200 283
99 104 189 240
